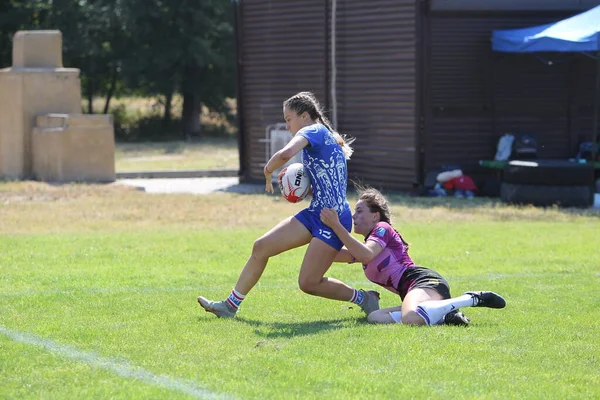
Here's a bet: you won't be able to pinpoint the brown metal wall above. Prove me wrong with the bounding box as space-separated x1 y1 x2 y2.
239 2 597 190
335 0 417 190
570 55 599 146
240 0 418 191
239 0 328 182
423 11 583 176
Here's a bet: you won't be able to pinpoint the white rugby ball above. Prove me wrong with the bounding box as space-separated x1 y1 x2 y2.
280 163 311 203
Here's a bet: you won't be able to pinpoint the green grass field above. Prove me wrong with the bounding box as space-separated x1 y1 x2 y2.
115 138 239 172
0 182 599 399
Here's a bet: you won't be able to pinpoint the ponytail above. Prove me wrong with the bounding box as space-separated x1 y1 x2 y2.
316 112 355 160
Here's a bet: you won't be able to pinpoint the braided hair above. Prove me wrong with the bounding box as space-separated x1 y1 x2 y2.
283 91 355 160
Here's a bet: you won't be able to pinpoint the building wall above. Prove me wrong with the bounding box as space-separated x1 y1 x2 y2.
422 8 599 179
238 1 598 191
238 0 329 182
335 0 417 190
239 0 418 191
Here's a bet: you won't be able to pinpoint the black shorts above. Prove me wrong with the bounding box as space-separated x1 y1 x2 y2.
397 266 451 301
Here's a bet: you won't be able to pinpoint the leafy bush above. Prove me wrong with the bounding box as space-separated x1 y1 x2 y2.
86 96 237 142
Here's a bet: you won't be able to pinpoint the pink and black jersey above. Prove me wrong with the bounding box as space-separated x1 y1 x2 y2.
362 222 415 295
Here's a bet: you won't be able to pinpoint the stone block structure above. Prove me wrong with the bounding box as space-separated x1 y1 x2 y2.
32 114 115 182
0 30 115 182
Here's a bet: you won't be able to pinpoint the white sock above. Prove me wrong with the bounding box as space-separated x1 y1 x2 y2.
226 289 246 309
349 289 364 305
416 294 474 326
389 311 402 323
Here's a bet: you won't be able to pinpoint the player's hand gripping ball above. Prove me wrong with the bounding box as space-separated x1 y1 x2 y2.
279 163 311 203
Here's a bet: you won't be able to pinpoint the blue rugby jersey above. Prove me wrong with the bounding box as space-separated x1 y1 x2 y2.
296 124 350 215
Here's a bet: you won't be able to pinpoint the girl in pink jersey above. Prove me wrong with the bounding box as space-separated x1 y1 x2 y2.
320 187 506 326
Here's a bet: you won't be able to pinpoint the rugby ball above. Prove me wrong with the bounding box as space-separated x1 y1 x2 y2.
280 163 311 203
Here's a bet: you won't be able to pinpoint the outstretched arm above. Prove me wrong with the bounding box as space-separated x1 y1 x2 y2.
333 247 356 263
320 208 383 263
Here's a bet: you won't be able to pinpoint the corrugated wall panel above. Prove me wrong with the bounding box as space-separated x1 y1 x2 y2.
492 52 570 107
492 49 572 157
336 0 417 190
424 11 577 175
494 113 570 157
240 0 328 182
573 56 599 105
428 112 495 164
571 55 599 147
571 112 599 150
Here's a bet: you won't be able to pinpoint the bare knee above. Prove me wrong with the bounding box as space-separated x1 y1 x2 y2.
298 276 321 295
251 236 272 261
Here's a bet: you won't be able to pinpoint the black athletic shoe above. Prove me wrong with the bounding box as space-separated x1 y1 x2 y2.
465 291 506 309
443 311 470 326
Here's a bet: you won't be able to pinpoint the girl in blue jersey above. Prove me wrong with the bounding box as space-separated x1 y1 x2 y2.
198 92 380 318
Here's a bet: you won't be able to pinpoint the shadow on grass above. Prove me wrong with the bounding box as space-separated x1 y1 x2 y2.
234 316 366 338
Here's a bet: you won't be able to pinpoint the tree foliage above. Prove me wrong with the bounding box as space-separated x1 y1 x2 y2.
0 0 236 139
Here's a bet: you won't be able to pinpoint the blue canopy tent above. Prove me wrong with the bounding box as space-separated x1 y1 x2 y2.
492 6 600 53
491 5 600 161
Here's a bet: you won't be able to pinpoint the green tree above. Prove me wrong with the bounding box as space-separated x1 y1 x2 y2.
0 0 236 139
123 0 235 138
41 0 130 114
0 0 130 114
0 0 46 67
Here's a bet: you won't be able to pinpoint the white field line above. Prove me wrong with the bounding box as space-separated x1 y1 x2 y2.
0 326 233 400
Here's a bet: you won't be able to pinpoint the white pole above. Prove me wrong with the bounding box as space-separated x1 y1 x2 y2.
331 0 338 129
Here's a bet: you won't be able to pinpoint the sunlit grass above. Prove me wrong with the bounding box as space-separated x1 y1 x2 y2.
0 182 599 399
114 139 239 172
0 181 598 235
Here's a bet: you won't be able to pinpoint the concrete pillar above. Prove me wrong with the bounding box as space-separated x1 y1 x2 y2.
32 114 116 182
0 30 82 179
12 30 63 68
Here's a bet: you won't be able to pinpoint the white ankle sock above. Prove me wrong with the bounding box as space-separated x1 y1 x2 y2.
389 311 402 323
416 294 474 325
226 289 246 309
349 289 365 305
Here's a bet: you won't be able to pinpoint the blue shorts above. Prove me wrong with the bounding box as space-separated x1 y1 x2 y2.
294 208 352 251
